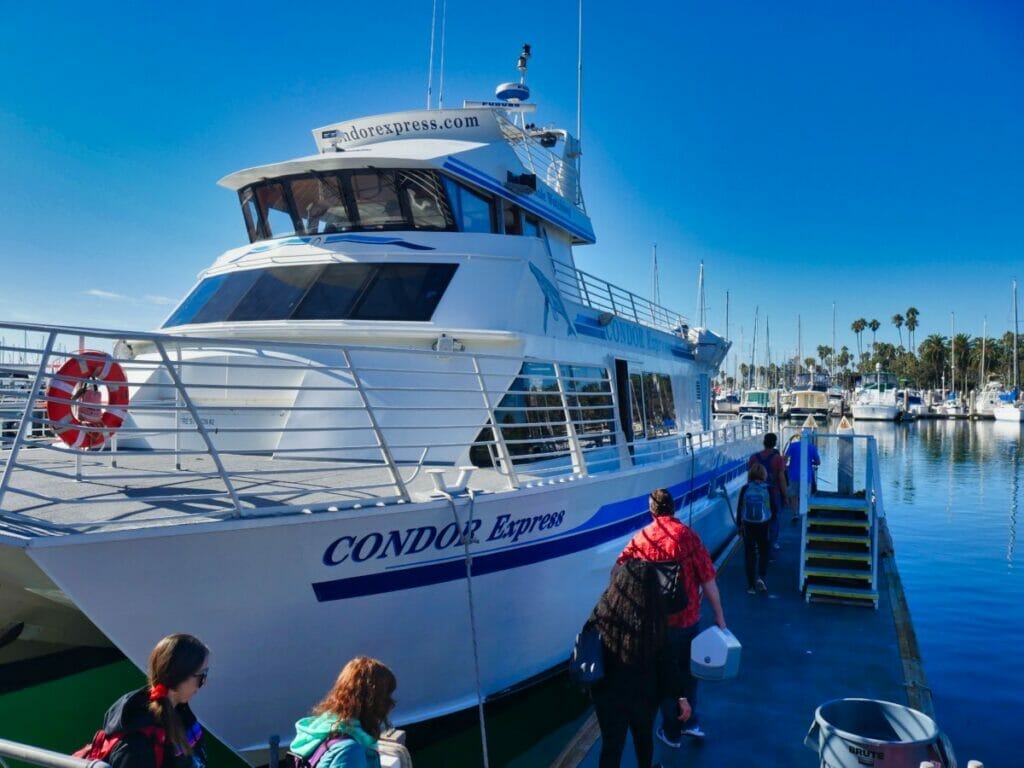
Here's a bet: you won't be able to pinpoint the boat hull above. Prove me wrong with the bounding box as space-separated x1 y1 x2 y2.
11 439 753 760
851 403 900 421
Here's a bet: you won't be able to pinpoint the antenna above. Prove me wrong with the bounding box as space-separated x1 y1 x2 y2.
696 260 706 327
576 0 583 142
651 243 660 307
425 0 438 108
437 0 448 109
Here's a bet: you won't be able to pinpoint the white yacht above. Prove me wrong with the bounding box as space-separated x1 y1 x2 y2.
852 366 900 421
971 381 1004 419
788 371 830 424
0 51 760 763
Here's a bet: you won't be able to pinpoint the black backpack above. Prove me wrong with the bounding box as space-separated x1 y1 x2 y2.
646 560 688 614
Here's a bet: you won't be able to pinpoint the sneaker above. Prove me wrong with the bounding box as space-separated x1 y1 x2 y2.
747 586 756 595
682 723 706 739
656 726 681 748
755 578 767 593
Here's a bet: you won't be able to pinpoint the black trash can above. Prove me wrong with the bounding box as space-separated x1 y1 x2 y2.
804 698 955 768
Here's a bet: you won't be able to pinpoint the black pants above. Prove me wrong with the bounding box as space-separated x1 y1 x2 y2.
742 521 771 587
592 681 657 768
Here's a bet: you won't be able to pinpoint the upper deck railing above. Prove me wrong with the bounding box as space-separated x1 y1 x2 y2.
550 261 691 336
496 115 586 211
0 322 753 534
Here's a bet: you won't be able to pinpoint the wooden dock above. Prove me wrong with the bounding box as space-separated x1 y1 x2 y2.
548 516 935 767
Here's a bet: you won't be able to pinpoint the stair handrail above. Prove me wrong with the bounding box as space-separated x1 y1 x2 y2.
0 737 109 768
866 435 884 593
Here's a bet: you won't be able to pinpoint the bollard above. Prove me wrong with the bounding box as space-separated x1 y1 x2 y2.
836 416 854 495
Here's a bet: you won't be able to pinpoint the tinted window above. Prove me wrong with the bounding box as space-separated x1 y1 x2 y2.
229 265 322 321
163 263 457 326
443 177 493 233
352 264 458 321
294 263 375 319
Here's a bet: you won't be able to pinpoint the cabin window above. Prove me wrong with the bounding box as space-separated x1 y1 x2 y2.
163 263 457 326
442 177 494 233
502 201 523 235
237 169 456 241
523 214 541 238
628 371 678 438
562 365 615 449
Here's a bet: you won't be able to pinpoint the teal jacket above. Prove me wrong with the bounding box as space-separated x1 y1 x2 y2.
290 714 380 768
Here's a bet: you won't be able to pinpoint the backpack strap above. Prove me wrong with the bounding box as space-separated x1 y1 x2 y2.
137 726 166 768
307 735 349 768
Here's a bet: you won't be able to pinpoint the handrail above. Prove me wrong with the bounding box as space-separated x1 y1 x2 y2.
549 261 691 336
0 738 108 768
1 322 755 534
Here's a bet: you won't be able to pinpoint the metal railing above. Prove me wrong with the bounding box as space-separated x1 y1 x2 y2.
550 261 691 336
496 117 585 210
0 739 106 768
0 322 755 534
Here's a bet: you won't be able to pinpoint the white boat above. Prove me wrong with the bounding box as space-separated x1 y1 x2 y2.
994 280 1023 423
713 389 740 414
788 371 830 423
852 366 900 421
0 50 760 762
971 381 1005 419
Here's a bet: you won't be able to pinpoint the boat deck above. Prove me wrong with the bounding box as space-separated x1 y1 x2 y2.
548 517 936 767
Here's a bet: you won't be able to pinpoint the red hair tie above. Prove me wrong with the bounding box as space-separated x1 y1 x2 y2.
149 683 169 701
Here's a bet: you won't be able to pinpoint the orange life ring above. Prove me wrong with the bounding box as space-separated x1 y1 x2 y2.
45 351 129 450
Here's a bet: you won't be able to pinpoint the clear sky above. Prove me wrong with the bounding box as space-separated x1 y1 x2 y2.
3 2 1022 371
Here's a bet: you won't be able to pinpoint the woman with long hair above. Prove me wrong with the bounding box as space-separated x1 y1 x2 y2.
590 559 686 768
290 657 397 768
93 633 210 768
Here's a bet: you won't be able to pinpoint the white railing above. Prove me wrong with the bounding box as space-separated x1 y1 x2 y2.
550 261 691 336
0 322 754 534
496 117 586 211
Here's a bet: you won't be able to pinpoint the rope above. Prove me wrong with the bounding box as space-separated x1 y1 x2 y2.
441 489 490 768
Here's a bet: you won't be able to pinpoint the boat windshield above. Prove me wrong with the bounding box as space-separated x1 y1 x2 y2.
163 262 458 327
239 169 457 241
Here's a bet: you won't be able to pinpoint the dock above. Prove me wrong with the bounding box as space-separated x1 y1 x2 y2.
549 515 935 767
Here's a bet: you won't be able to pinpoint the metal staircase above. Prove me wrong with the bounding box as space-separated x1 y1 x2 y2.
795 425 881 608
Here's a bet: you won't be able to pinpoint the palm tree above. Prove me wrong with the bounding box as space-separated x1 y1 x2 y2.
905 307 920 351
891 313 904 349
851 318 867 362
803 357 816 371
816 345 832 370
868 319 881 353
918 334 947 388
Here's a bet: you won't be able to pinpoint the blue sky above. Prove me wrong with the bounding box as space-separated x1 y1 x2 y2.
2 2 1022 371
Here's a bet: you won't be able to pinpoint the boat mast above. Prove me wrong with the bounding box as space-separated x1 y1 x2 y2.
950 312 956 400
1013 279 1020 394
750 307 758 389
980 318 987 387
696 260 706 328
651 243 660 307
832 302 837 381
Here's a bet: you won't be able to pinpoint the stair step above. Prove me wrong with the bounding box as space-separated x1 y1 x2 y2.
804 566 873 580
807 495 869 512
806 584 878 606
805 549 872 563
808 518 869 529
807 532 870 544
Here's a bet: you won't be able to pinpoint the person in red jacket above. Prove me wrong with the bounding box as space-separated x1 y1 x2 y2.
616 488 726 746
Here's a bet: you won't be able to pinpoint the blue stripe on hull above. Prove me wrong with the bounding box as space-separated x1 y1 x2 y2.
310 457 747 602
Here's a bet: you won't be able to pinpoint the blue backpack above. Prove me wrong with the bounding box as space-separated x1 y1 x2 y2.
742 482 772 524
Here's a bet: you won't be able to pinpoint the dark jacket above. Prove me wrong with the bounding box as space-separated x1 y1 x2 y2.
103 688 206 768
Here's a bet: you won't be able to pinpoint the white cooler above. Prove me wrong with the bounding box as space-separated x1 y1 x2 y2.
690 626 741 680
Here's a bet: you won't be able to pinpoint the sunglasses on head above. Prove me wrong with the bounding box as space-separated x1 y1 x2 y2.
192 669 209 688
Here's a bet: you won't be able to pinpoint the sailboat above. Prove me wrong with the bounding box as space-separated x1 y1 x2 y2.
994 279 1024 422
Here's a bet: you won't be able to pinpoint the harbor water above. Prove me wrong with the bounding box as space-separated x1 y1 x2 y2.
1 419 1020 767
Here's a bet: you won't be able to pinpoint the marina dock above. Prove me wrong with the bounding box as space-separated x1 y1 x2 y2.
550 515 937 767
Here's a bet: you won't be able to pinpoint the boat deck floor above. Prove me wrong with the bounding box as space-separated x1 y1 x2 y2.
549 517 930 768
0 446 521 536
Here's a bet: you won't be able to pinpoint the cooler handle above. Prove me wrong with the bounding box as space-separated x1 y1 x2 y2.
803 720 821 752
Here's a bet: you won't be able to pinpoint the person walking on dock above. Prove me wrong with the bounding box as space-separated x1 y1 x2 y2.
737 463 773 594
616 488 726 746
748 433 788 551
290 657 397 768
785 431 820 520
77 633 210 768
588 559 687 768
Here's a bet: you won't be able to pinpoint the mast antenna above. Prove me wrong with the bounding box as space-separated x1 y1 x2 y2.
425 0 438 108
576 0 583 142
651 244 660 307
437 0 448 109
696 261 706 327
